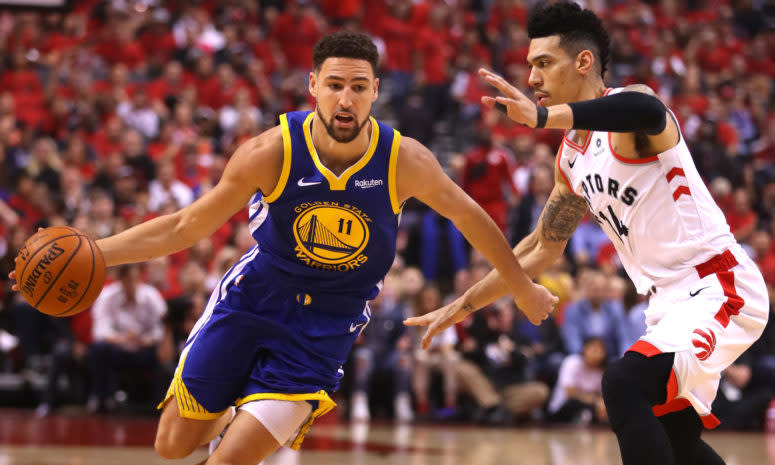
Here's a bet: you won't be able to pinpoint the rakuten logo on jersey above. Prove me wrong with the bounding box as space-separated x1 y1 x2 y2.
355 179 383 189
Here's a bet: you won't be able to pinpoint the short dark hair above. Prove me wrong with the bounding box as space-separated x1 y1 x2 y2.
312 31 379 75
527 2 610 79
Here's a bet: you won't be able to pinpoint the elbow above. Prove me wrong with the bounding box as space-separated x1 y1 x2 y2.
170 211 200 249
637 94 667 135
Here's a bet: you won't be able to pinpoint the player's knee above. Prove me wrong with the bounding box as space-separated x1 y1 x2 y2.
154 428 197 460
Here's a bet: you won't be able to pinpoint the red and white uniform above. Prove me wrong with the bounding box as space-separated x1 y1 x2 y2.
557 88 769 428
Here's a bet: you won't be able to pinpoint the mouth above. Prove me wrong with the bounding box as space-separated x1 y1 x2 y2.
535 91 549 106
334 112 355 128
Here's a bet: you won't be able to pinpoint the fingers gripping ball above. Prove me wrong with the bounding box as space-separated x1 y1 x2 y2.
15 226 106 317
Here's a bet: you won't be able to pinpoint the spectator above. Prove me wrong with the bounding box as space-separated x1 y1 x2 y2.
349 275 413 422
714 351 775 430
510 163 553 243
460 125 519 233
147 159 194 213
726 187 757 244
548 337 608 425
457 298 551 424
117 87 160 139
561 270 630 358
411 283 460 419
88 264 167 412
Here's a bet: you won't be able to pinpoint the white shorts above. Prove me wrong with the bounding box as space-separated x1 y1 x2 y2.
239 399 313 447
629 245 769 428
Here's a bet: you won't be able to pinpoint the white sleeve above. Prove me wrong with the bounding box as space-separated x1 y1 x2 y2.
91 286 117 342
548 355 582 413
144 286 168 344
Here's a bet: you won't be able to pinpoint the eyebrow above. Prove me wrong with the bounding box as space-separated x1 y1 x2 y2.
325 75 370 83
527 54 552 64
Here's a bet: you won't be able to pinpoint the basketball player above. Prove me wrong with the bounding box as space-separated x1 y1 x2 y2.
10 32 556 465
405 4 768 465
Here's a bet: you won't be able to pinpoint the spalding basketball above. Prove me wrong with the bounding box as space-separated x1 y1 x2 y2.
15 226 106 317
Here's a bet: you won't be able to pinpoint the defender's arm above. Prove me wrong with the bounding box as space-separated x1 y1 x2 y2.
453 160 588 309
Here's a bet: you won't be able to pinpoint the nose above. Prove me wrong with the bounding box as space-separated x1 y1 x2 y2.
528 68 542 89
338 87 353 109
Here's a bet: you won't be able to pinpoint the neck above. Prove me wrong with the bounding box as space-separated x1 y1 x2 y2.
310 113 372 168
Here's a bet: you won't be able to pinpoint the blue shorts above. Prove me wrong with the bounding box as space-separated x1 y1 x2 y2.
159 252 370 447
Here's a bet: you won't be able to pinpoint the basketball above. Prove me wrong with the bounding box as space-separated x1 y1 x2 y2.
15 226 106 317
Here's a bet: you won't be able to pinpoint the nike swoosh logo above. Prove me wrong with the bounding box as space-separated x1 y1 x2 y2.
689 286 710 297
568 156 578 168
349 323 363 333
297 178 322 187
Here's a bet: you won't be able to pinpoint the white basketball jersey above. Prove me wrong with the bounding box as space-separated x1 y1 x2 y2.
558 88 736 294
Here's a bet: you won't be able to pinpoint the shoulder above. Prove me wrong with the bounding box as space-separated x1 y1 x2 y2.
224 125 285 178
622 83 659 98
238 125 285 161
396 136 436 166
561 354 583 371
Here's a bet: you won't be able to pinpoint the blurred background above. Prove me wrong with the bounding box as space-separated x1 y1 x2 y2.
0 0 773 436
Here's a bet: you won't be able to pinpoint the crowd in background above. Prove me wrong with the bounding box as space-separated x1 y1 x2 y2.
0 0 774 430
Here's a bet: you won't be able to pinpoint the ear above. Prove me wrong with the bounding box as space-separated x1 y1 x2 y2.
309 71 317 98
576 50 595 76
372 77 379 103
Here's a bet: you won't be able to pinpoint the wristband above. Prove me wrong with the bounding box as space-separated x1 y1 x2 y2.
535 105 548 128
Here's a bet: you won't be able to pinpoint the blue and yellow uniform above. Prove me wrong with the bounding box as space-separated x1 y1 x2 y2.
161 111 402 448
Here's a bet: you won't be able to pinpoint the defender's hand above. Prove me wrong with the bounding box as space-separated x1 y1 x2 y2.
516 283 558 326
404 299 475 350
7 269 17 291
479 68 541 128
7 228 42 292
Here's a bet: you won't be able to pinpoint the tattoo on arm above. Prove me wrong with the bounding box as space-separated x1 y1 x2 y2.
462 303 475 314
541 192 588 242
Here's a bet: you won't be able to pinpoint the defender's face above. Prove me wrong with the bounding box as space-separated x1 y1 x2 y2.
526 36 579 107
310 58 379 143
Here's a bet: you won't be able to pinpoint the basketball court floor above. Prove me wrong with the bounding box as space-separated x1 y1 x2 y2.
0 408 772 465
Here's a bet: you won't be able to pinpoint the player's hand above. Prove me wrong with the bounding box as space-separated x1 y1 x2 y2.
479 68 541 128
404 298 475 350
7 268 17 291
8 227 43 292
515 283 558 326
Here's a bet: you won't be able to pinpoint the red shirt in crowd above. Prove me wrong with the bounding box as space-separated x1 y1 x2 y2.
270 10 323 70
416 26 453 85
93 39 146 70
379 14 415 73
461 144 518 232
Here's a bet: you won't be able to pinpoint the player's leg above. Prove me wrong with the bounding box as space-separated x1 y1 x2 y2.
205 400 313 465
601 351 675 465
154 395 234 459
658 407 725 465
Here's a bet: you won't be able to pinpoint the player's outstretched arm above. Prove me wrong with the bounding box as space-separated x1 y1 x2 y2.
479 68 680 154
96 127 284 267
406 161 586 348
397 137 557 338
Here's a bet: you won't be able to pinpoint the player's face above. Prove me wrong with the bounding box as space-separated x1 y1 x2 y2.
310 58 379 143
526 36 582 106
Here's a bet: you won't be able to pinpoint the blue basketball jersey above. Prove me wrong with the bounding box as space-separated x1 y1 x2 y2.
163 112 404 427
246 111 401 300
